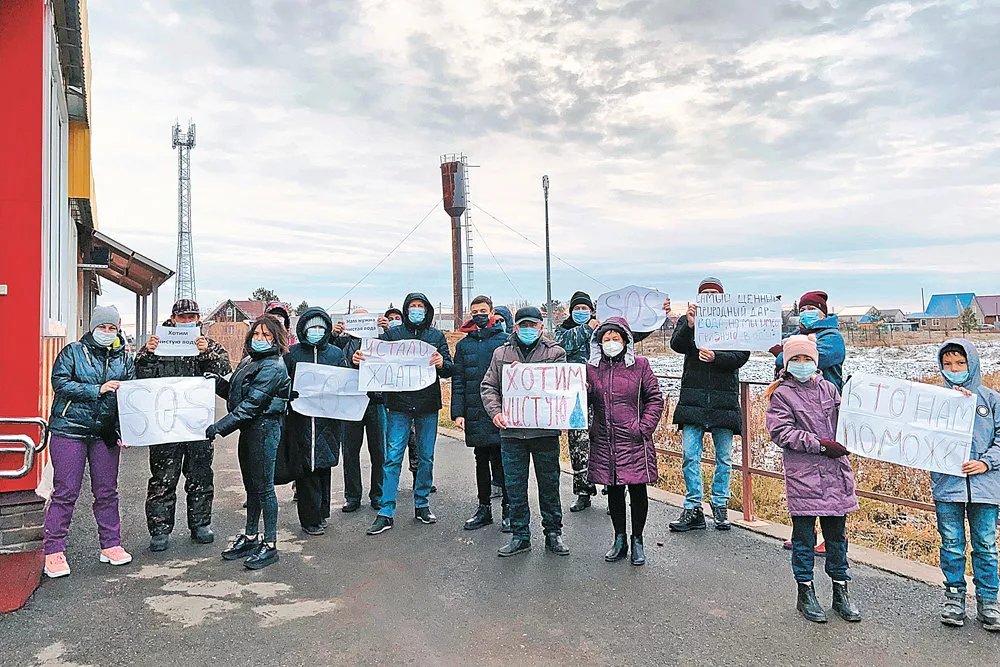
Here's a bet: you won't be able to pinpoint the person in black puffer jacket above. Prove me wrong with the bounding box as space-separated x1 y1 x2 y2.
451 295 510 532
352 293 454 536
667 277 750 534
283 307 347 536
44 305 136 578
206 316 291 570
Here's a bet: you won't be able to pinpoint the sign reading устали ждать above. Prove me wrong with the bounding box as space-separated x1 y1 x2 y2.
502 363 588 430
358 338 437 392
695 293 782 352
836 373 975 476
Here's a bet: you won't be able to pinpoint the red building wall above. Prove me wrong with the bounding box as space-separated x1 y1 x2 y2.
0 0 46 492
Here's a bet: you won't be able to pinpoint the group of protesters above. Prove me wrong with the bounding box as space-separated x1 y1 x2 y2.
38 278 999 632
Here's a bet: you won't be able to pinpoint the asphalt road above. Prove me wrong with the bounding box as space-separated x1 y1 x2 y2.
2 427 997 667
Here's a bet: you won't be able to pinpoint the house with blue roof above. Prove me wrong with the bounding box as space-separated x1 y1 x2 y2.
906 293 983 331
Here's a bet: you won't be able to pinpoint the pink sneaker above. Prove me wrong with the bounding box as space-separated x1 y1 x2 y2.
99 546 133 566
44 552 71 578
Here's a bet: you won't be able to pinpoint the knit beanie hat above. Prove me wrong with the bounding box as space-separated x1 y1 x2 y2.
91 305 121 331
303 316 327 331
798 291 829 316
569 291 595 311
782 334 819 367
698 277 724 294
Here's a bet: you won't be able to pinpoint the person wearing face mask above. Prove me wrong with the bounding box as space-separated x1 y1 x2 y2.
282 308 347 536
451 295 511 532
555 291 601 513
772 291 845 393
136 299 232 553
205 316 291 570
336 308 391 514
765 334 861 624
353 293 453 536
43 305 136 579
585 318 664 566
384 307 404 328
481 307 570 557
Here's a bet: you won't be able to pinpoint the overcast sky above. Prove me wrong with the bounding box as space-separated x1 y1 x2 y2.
87 0 1000 325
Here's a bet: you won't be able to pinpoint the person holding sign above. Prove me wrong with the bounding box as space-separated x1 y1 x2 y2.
205 316 291 570
135 299 232 553
772 291 845 392
765 334 862 624
451 295 510 532
585 318 664 566
555 290 600 513
931 340 1000 631
481 306 570 558
667 278 749 533
43 305 135 579
354 293 453 536
282 308 347 536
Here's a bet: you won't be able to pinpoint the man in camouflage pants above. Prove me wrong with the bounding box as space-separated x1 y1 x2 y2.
555 291 600 512
136 299 232 552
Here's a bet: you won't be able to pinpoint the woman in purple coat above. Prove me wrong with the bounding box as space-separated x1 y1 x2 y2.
766 334 861 625
586 317 664 566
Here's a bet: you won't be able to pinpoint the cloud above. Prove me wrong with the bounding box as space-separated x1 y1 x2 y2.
85 0 1000 325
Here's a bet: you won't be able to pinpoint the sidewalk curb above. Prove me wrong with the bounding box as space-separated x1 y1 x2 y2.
439 426 943 590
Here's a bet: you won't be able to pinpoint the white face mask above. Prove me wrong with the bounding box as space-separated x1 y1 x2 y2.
92 330 117 347
602 340 625 358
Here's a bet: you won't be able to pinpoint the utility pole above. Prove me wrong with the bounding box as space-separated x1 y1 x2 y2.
543 175 553 333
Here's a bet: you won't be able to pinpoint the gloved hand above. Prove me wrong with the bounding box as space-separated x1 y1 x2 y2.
820 439 848 458
289 390 300 401
205 424 220 443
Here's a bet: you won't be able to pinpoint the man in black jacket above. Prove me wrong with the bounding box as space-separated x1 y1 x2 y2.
353 293 454 536
666 278 750 533
136 299 232 552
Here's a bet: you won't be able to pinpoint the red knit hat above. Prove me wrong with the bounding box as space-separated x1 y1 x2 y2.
798 291 829 315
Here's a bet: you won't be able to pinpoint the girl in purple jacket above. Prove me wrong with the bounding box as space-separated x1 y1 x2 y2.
765 334 861 624
586 318 665 566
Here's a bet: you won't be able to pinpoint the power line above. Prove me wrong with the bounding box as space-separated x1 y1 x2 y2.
470 202 611 290
329 199 443 309
469 219 525 301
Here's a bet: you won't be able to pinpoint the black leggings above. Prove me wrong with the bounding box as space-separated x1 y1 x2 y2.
607 484 648 537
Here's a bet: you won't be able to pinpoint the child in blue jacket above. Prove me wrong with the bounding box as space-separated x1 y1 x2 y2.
934 339 1000 631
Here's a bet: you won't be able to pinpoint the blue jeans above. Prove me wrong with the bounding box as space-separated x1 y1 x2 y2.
936 501 999 602
378 411 438 519
681 425 733 509
239 415 281 543
791 515 850 583
501 437 563 540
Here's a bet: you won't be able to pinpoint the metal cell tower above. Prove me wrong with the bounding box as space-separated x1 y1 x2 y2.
172 120 197 302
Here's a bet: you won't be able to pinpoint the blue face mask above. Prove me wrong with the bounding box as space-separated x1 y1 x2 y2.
305 327 326 344
517 326 540 345
497 320 507 332
251 338 273 353
798 310 822 329
787 360 818 382
175 321 198 328
572 310 591 325
943 369 970 385
408 307 426 324
388 319 403 328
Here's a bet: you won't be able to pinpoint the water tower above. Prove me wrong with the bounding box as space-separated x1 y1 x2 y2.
440 155 473 329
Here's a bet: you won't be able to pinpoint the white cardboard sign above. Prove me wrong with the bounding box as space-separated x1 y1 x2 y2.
344 314 380 339
695 293 782 351
501 363 589 430
597 285 669 333
836 373 975 476
292 363 370 421
358 338 437 392
117 377 216 447
153 325 200 357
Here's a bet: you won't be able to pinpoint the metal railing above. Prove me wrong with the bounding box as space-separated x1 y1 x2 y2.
652 375 936 522
0 417 49 480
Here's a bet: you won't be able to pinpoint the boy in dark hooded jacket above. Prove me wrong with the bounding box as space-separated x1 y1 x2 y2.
353 293 454 536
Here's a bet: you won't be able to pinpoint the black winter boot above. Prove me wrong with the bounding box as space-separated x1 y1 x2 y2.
711 505 731 531
498 538 531 558
500 505 512 533
149 534 169 552
464 504 493 531
570 495 592 513
976 598 1000 631
545 534 570 556
941 586 967 627
668 507 706 532
796 583 828 623
630 536 646 566
191 526 214 544
605 534 628 562
832 580 861 622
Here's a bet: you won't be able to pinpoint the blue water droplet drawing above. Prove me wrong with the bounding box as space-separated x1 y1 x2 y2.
569 392 587 429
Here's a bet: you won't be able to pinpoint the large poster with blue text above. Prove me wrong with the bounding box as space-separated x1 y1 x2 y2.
695 293 782 351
